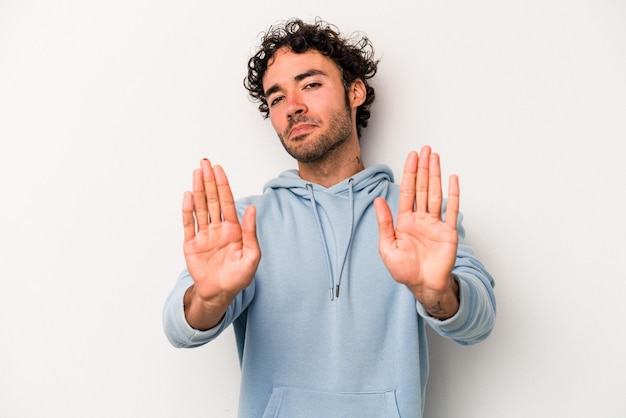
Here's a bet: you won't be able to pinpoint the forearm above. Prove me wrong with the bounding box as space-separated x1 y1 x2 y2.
183 285 236 331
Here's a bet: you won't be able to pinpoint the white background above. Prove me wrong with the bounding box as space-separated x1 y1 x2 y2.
1 1 625 417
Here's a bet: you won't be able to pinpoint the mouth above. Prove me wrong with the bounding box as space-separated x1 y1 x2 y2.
288 123 316 140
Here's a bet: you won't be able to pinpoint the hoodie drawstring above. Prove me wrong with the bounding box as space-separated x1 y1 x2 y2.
306 179 356 301
336 178 355 298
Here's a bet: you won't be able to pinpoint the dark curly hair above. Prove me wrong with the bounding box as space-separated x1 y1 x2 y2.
244 18 379 138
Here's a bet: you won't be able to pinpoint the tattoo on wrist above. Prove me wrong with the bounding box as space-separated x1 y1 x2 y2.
427 301 447 317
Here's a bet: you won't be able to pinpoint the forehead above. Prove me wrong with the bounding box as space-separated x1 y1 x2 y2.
262 47 342 87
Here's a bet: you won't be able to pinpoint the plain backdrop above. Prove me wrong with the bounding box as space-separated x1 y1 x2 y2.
1 1 625 417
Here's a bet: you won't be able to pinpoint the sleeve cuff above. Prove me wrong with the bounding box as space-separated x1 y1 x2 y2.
163 281 225 347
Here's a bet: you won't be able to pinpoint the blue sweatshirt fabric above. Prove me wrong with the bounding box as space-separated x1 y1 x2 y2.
163 165 496 417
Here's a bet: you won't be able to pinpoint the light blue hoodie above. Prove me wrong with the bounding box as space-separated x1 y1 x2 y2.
163 165 496 417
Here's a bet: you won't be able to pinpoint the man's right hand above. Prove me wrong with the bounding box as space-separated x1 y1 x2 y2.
181 159 261 330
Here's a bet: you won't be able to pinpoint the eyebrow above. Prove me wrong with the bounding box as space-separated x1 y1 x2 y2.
264 69 328 98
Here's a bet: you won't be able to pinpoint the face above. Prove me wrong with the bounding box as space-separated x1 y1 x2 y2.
262 47 364 163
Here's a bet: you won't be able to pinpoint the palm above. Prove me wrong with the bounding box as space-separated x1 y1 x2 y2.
184 220 257 297
381 208 458 289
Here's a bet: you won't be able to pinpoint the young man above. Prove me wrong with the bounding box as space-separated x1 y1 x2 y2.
163 18 496 417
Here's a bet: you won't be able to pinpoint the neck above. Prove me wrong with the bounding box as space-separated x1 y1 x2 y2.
297 136 364 188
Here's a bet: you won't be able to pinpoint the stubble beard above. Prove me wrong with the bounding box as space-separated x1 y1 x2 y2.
278 104 353 164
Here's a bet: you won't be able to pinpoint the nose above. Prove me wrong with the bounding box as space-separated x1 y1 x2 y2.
286 92 307 119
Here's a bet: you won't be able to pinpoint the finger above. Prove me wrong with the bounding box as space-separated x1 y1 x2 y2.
374 197 396 250
415 146 431 213
200 159 221 224
445 175 460 228
182 191 197 242
428 152 443 218
191 168 209 229
214 165 238 224
398 151 418 213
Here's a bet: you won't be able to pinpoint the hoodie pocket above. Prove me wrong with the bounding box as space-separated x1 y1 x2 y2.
261 386 401 418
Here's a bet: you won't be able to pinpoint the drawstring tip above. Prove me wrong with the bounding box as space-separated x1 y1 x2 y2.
335 284 340 298
329 288 334 301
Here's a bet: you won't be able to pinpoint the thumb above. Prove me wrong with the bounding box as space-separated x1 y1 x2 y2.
241 205 261 261
374 197 396 249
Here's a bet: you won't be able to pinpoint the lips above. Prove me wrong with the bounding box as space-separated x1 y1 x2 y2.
286 116 320 139
289 123 316 138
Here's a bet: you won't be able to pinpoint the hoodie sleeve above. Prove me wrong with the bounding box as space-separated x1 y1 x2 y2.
415 211 496 345
162 269 255 348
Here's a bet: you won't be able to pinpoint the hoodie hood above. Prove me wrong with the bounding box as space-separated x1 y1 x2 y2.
262 165 395 300
263 164 394 197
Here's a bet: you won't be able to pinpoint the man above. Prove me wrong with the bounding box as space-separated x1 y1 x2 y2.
163 18 496 417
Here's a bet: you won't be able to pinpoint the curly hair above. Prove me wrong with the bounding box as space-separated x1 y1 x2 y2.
244 18 379 138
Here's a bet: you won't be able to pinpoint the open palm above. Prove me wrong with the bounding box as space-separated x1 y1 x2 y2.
374 147 459 305
183 160 261 301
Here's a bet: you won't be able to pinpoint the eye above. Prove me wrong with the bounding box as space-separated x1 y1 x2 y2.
304 82 322 90
269 95 284 107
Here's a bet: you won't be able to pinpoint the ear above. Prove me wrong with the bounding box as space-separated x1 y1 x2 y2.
349 79 367 108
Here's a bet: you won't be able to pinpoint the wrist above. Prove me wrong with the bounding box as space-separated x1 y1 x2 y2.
183 285 235 330
414 274 459 320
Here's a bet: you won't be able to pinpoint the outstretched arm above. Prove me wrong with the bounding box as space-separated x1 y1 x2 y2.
182 159 261 330
374 146 459 319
